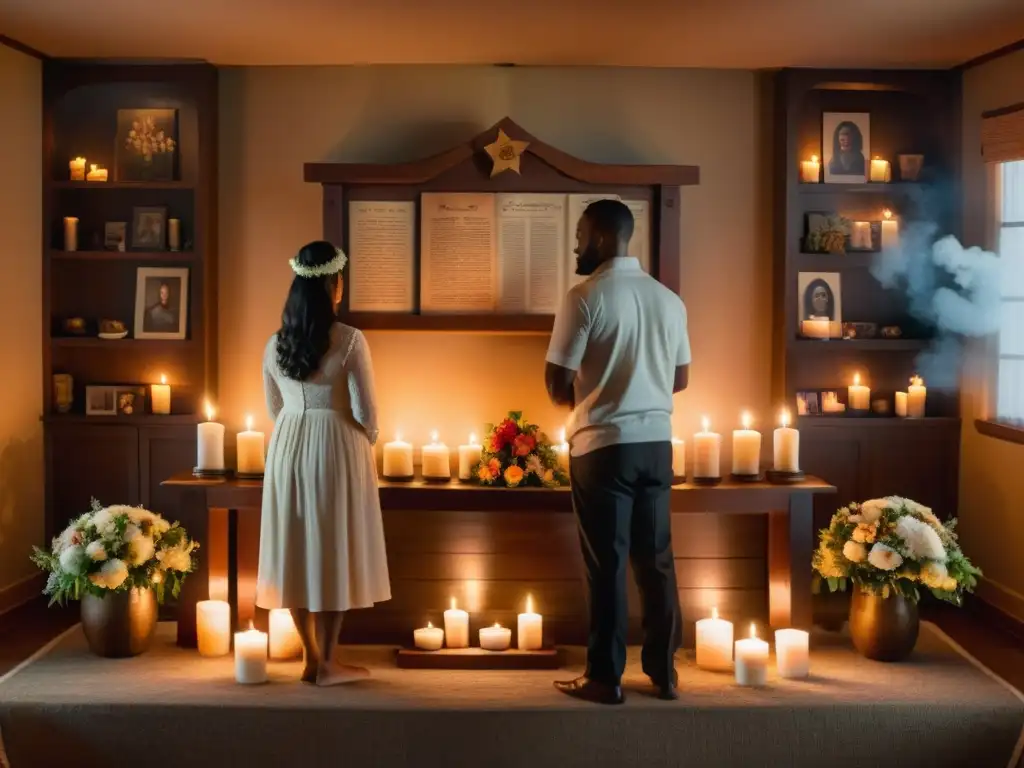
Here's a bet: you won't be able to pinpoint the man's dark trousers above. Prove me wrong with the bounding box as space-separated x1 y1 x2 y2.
570 440 681 686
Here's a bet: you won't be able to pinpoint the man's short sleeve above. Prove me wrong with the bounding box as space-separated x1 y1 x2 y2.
675 301 692 366
546 290 591 371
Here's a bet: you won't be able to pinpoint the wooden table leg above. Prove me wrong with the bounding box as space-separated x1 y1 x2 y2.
767 492 814 630
175 488 210 648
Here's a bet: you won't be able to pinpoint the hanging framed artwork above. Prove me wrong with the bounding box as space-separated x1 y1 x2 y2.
115 108 178 182
134 266 189 340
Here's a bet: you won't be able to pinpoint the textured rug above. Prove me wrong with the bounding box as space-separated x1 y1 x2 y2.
0 622 1021 768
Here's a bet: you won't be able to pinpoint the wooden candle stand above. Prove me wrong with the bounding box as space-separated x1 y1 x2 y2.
730 473 765 483
382 474 415 482
396 646 563 670
235 471 264 481
765 469 806 485
192 467 230 478
691 476 722 486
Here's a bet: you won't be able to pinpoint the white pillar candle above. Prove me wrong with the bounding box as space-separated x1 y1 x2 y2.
895 391 908 417
908 376 926 418
443 598 469 649
800 318 832 339
86 164 108 182
693 417 721 480
457 433 483 480
671 437 686 478
69 156 86 181
731 412 762 476
421 431 451 480
734 624 769 687
517 594 543 651
799 155 820 183
196 599 231 658
851 221 872 250
63 216 78 252
695 607 734 671
775 628 810 679
168 218 181 251
479 623 512 651
234 624 268 684
151 374 171 415
414 621 444 651
881 209 900 251
869 157 891 183
773 409 800 473
554 428 570 474
236 415 265 475
382 434 413 478
848 373 870 412
268 608 303 660
197 401 225 471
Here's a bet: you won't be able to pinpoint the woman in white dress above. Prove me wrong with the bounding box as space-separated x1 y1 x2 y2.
256 240 391 686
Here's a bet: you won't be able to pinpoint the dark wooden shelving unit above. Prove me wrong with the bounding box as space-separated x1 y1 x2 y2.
51 180 194 190
49 250 197 262
791 338 934 352
43 413 202 426
345 312 554 334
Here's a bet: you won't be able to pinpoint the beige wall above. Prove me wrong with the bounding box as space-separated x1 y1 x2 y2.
960 50 1024 621
0 45 43 600
219 65 773 460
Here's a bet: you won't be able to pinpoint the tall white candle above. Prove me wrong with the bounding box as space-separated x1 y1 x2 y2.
881 209 900 251
671 437 686 479
443 598 469 649
773 409 800 473
895 391 908 417
457 433 482 481
695 607 734 671
382 433 413 478
554 428 570 474
799 155 820 183
168 218 181 251
414 622 444 651
197 401 225 471
63 216 78 252
734 624 769 687
234 624 268 684
732 412 762 476
848 373 870 412
908 376 926 418
479 623 512 651
800 318 832 339
869 157 891 183
151 374 171 415
236 415 265 475
517 594 543 651
693 417 721 480
421 431 451 480
196 599 230 657
775 628 810 679
268 608 303 660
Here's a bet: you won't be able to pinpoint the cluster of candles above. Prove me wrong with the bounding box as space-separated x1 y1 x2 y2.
829 373 927 417
414 597 544 652
383 430 571 481
69 156 108 182
798 155 893 184
196 600 303 684
697 609 809 685
196 401 266 475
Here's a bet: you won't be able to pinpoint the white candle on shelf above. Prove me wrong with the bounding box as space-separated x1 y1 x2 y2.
731 412 762 477
151 374 171 415
63 216 78 252
69 156 86 181
86 164 108 182
908 376 926 418
734 624 769 687
881 209 900 251
671 437 686 479
799 155 821 183
517 594 543 651
895 391 908 417
773 409 800 473
851 221 872 250
775 628 810 679
695 607 734 671
168 218 181 251
800 319 832 340
479 623 512 651
444 598 469 649
413 622 444 651
234 623 268 684
197 400 225 471
693 417 721 480
196 599 230 658
268 608 303 660
848 373 871 412
554 428 570 474
869 157 891 183
457 433 482 481
236 415 265 475
382 433 413 478
421 431 451 480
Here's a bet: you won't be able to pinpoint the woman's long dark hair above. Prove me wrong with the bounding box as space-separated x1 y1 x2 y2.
803 278 835 320
276 241 340 381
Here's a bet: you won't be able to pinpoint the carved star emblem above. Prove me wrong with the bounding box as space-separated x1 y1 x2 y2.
484 128 529 177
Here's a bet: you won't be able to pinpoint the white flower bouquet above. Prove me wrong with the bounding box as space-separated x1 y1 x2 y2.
813 496 981 604
31 499 198 605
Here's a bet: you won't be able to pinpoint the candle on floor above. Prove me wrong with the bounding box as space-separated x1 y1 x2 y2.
421 431 451 480
268 608 303 660
732 412 762 476
382 433 413 478
236 415 266 475
773 409 800 473
869 157 891 183
848 373 870 412
196 599 231 657
895 391 908 417
734 624 769 687
695 607 734 671
671 437 686 479
414 621 444 651
554 428 570 474
800 319 831 340
881 209 900 251
479 623 512 651
69 156 86 181
457 433 483 481
234 623 269 684
908 376 926 418
517 594 543 651
168 218 181 251
197 400 225 471
444 598 469 649
775 628 810 679
799 155 820 183
63 216 78 252
86 164 108 182
693 417 721 480
151 374 171 415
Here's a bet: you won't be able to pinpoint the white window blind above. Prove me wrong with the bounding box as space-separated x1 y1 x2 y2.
998 160 1024 423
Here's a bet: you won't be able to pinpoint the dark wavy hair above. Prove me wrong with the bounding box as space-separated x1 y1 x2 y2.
275 241 341 381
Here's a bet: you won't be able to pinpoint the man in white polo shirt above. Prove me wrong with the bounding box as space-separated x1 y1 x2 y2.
545 199 690 705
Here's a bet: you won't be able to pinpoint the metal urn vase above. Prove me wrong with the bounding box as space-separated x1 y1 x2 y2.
848 589 919 662
80 587 158 658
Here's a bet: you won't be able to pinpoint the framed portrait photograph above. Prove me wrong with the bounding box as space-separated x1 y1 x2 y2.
797 271 842 328
85 386 117 416
116 387 146 416
132 206 167 250
823 112 870 184
796 391 820 416
115 108 178 182
134 266 189 340
104 221 127 250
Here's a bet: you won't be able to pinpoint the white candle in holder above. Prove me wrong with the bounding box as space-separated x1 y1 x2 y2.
196 599 230 657
197 401 225 471
801 318 832 339
63 216 78 252
693 417 721 480
151 374 171 415
773 409 800 473
444 598 469 649
881 209 900 250
517 594 543 651
695 607 734 671
554 428 570 474
236 415 265 475
168 218 181 251
895 391 908 417
671 437 686 479
479 623 512 651
382 433 413 478
908 376 926 418
69 156 86 181
421 431 451 480
414 621 444 651
848 373 871 412
869 157 891 183
734 624 769 687
799 155 820 183
775 628 810 679
731 412 762 477
234 624 268 684
457 433 482 481
268 608 303 660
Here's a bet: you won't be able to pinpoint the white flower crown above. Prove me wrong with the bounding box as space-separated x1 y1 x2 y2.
288 248 348 279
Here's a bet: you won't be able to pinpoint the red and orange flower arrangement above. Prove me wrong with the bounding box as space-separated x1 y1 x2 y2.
474 411 569 488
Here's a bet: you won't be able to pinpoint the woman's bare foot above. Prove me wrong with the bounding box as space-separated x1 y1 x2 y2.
315 663 370 687
300 663 318 684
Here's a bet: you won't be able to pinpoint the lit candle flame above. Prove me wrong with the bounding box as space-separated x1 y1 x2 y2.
883 208 893 220
160 373 167 385
702 416 710 433
469 432 477 445
395 431 402 443
559 427 566 444
910 375 923 387
780 408 790 428
741 411 752 430
204 400 215 422
427 621 433 629
810 154 818 163
750 623 757 639
245 414 253 432
248 620 255 632
526 594 534 614
450 597 457 611
431 430 439 444
711 607 719 620
853 373 861 386
493 622 501 629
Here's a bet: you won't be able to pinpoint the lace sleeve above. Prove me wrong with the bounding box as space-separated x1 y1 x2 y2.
344 330 379 445
263 339 283 422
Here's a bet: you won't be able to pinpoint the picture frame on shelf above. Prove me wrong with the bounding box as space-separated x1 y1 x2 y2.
134 266 189 340
104 221 127 251
821 390 845 415
796 391 820 416
131 206 167 250
822 112 870 184
797 271 842 328
116 386 147 416
804 212 851 254
115 108 178 182
85 386 117 416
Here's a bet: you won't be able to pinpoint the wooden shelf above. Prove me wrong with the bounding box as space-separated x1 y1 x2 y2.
345 312 554 334
797 182 930 195
50 336 196 348
794 252 876 269
43 413 201 426
50 181 193 190
791 338 931 352
50 250 197 262
798 416 960 428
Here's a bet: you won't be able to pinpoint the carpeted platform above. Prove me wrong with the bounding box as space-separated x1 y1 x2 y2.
1 622 1022 768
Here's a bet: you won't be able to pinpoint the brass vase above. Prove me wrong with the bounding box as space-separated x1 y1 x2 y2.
848 589 919 662
80 587 158 658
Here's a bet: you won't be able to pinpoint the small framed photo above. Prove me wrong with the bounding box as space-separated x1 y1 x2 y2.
104 222 127 251
85 386 117 416
131 206 166 250
797 271 842 326
796 391 820 416
116 386 146 416
821 390 843 414
823 112 870 183
134 266 188 340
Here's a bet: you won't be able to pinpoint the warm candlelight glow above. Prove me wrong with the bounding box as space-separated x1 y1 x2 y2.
883 208 893 220
245 415 253 431
741 412 752 430
559 427 566 444
702 416 710 432
749 623 757 639
469 432 477 445
431 430 439 444
810 154 818 163
493 622 501 628
780 409 790 428
854 373 861 386
205 400 215 421
526 594 534 614
450 597 457 610
911 375 923 386
712 606 719 620
160 373 167 385
427 621 433 628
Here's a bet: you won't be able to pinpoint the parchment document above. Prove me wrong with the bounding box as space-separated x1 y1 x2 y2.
347 201 415 312
420 192 497 312
623 199 651 273
496 194 567 314
566 193 621 288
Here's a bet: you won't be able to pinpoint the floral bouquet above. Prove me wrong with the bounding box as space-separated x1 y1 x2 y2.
813 496 981 605
474 411 569 488
31 499 198 606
